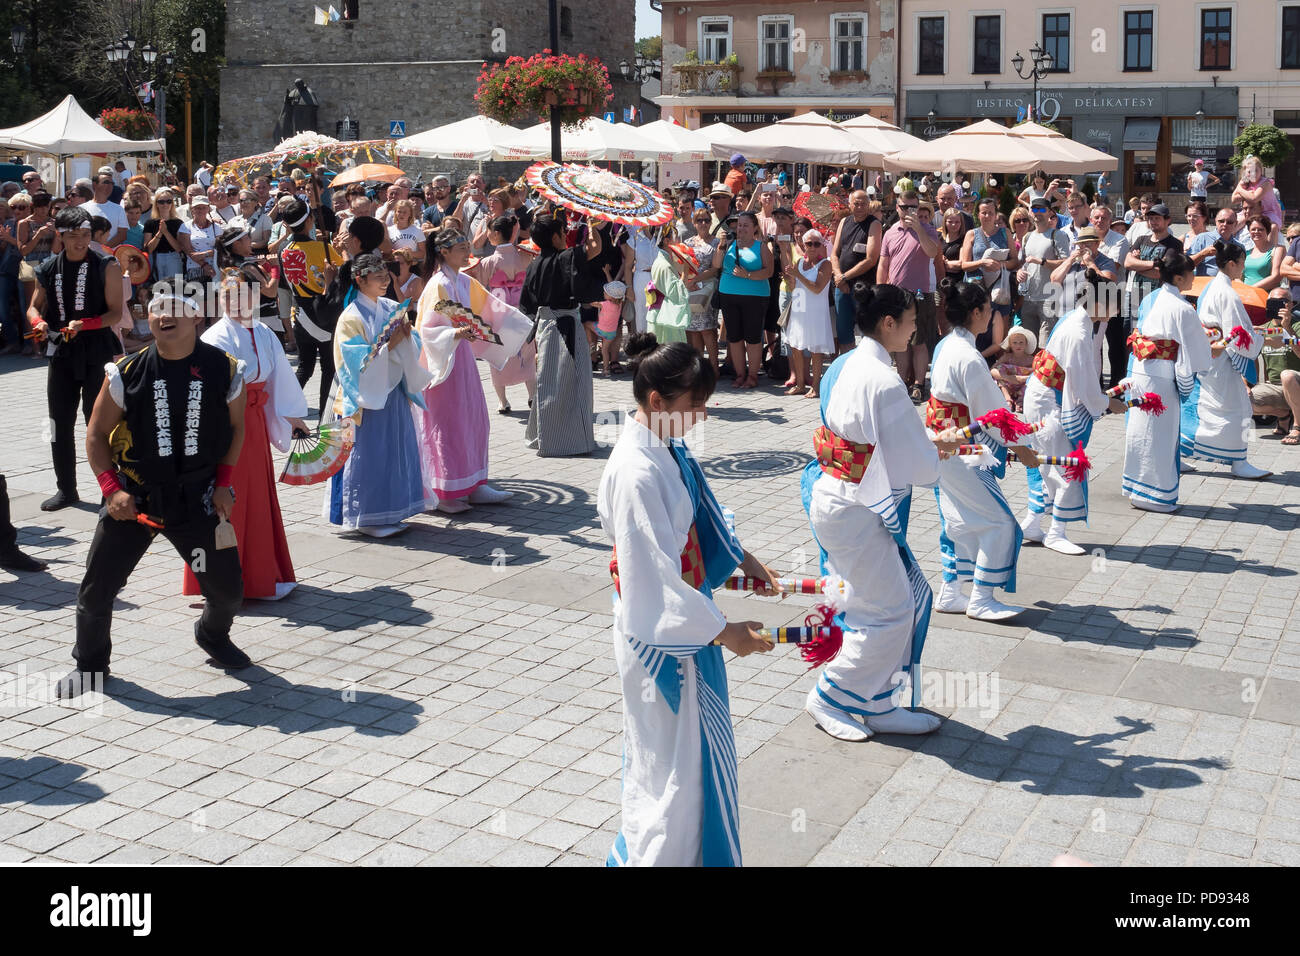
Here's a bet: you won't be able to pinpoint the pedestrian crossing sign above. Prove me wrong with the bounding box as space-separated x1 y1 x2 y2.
389 120 406 138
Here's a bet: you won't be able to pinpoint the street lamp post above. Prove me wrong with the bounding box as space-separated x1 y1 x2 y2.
618 55 660 124
1011 43 1054 122
105 32 176 143
548 0 561 162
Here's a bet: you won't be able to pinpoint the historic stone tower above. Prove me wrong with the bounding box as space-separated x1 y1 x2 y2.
219 0 637 161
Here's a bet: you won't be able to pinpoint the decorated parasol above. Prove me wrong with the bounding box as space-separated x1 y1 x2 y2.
213 133 398 187
1188 276 1269 324
279 422 355 486
793 191 848 237
113 245 150 285
329 163 407 188
524 161 672 227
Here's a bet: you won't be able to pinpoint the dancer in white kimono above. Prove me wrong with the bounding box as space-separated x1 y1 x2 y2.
1179 241 1272 479
801 284 962 742
928 281 1041 620
1020 280 1130 554
597 333 781 867
1121 250 1213 512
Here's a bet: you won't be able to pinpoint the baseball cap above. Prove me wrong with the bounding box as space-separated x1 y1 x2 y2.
1194 158 1205 166
1029 199 1050 211
1147 203 1171 218
190 196 211 208
730 153 745 166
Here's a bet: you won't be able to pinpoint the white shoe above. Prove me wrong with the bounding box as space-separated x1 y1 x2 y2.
1179 459 1195 474
1019 511 1045 543
435 498 473 514
1043 522 1086 556
468 483 513 505
1231 460 1272 480
805 689 872 742
966 584 1024 621
357 524 409 538
934 579 969 613
1130 497 1178 513
865 709 942 735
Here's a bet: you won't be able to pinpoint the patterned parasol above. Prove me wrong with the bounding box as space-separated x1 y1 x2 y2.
214 138 398 188
525 161 672 227
794 191 849 237
1188 275 1270 324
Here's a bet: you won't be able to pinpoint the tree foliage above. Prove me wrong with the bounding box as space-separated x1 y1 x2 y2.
635 36 662 59
1231 123 1294 171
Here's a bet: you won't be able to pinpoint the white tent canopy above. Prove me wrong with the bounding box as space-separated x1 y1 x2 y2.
0 94 166 157
396 115 522 162
495 117 674 162
1006 121 1118 174
882 119 1055 174
694 122 743 144
708 112 872 166
838 114 926 166
634 119 715 162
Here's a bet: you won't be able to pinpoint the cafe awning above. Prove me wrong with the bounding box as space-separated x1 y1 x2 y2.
1122 118 1161 151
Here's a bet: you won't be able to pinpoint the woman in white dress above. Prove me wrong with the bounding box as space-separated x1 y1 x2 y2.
1179 241 1271 479
597 332 781 866
927 281 1041 621
782 228 835 398
1121 250 1214 512
801 284 962 742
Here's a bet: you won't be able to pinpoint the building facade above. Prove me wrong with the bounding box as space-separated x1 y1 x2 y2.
219 0 637 164
653 1 898 129
900 1 1300 210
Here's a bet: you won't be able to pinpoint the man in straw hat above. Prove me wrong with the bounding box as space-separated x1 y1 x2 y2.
58 292 251 698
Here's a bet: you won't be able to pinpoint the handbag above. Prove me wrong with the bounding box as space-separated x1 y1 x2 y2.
985 267 1011 306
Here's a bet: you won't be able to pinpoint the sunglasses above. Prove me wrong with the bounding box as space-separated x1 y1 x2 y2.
805 240 824 247
157 199 174 205
899 204 919 211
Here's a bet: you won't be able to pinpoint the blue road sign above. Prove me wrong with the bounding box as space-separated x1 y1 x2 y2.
388 120 406 138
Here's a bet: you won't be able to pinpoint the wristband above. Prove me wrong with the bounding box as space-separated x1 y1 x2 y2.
97 469 123 497
80 316 104 331
215 464 235 488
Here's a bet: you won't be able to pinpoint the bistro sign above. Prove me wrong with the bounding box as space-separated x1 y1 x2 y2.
700 110 792 126
915 85 1236 121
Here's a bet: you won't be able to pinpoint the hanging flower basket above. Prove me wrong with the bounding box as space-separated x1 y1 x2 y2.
476 50 613 130
99 107 174 140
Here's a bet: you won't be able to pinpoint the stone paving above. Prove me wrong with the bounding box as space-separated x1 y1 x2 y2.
1 348 1298 866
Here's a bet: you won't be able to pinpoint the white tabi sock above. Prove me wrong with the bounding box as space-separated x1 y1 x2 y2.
934 579 970 613
805 687 872 741
1230 460 1272 480
865 709 943 735
1019 510 1044 543
1043 520 1086 555
966 582 1024 621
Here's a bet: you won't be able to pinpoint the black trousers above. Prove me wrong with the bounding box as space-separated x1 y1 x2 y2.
1104 314 1132 388
48 361 105 495
0 474 17 553
74 510 243 671
292 300 335 414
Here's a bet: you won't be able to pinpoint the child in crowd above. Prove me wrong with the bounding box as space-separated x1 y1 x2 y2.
597 280 625 377
993 326 1037 413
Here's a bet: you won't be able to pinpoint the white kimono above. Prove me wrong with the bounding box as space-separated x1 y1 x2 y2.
1121 285 1213 507
596 417 741 867
928 326 1021 589
804 338 939 718
1180 271 1264 463
202 316 308 452
1023 306 1110 523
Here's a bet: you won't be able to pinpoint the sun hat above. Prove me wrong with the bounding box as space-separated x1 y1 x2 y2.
1001 326 1038 352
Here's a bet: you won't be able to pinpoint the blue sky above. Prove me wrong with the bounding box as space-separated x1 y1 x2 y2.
636 0 659 39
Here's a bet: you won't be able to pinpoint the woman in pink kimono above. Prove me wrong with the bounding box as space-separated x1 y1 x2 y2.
414 227 513 514
466 215 537 414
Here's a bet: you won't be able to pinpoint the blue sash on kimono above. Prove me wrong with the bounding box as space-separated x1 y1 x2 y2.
608 438 745 868
799 353 931 709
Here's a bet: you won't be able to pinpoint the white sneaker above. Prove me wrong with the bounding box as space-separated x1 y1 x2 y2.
865 709 942 735
1130 497 1178 513
967 585 1024 621
1043 522 1086 556
435 498 473 514
934 579 970 613
1231 460 1272 480
357 524 409 538
805 688 872 742
468 483 513 504
1019 511 1045 543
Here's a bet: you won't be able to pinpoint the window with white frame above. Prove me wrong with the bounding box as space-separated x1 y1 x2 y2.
759 15 794 72
699 17 732 63
917 15 946 75
831 13 868 72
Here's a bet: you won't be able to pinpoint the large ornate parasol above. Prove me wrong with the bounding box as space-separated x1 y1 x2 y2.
525 161 672 227
794 191 848 237
214 133 398 187
1188 276 1270 324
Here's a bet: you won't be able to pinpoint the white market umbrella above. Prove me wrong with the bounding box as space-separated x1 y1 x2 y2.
495 117 674 163
838 114 926 166
634 119 715 162
1008 121 1118 174
396 116 522 162
709 112 869 166
883 119 1052 175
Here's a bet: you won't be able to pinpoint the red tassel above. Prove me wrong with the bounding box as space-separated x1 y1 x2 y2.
1063 441 1091 483
976 407 1034 442
1228 325 1253 349
1139 392 1166 416
800 604 843 668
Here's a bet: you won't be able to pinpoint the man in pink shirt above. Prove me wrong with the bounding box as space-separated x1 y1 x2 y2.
877 191 941 400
